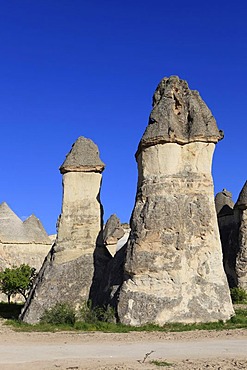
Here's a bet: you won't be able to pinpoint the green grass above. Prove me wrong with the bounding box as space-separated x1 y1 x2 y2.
150 360 173 367
230 287 247 304
2 303 247 333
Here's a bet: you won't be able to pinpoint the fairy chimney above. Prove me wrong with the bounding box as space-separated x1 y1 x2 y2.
20 137 105 323
117 76 234 325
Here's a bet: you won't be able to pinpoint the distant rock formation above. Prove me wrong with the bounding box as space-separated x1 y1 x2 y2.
0 202 52 302
235 181 247 289
20 137 105 323
216 182 247 289
103 214 125 256
215 189 235 216
0 202 51 270
117 76 233 325
215 189 239 287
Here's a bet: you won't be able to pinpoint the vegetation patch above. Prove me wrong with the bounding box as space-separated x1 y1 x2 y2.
40 303 76 325
150 360 173 367
2 303 247 333
0 264 36 303
230 287 247 304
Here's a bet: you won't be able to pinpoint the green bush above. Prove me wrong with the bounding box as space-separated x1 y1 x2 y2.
40 301 115 327
230 287 247 304
78 301 115 324
40 303 76 325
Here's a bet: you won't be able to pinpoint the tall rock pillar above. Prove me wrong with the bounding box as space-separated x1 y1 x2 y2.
235 181 247 290
215 189 239 288
118 76 234 325
21 137 105 323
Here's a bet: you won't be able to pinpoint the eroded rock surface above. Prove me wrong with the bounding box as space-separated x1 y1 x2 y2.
103 214 125 256
215 189 238 287
20 137 105 323
117 76 233 325
215 183 247 290
235 181 247 290
0 202 51 272
136 75 223 157
215 189 235 216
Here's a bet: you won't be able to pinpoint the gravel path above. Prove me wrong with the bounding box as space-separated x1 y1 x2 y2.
0 319 247 369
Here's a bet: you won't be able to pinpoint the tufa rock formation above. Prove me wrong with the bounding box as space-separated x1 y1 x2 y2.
215 189 235 216
0 202 51 271
215 182 247 290
235 181 247 289
20 137 105 323
103 214 125 256
117 75 234 325
0 202 52 302
215 189 239 287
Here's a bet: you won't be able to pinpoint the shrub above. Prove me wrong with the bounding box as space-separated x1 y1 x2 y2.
79 301 115 324
40 303 76 325
230 287 247 304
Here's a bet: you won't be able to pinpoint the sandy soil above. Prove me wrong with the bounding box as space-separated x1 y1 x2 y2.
0 319 247 369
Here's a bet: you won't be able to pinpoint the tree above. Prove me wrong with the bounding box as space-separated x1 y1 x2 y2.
0 264 36 304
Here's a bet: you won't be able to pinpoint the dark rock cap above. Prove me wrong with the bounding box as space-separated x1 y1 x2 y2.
136 76 223 157
103 214 125 245
215 189 234 216
235 181 247 210
60 137 105 174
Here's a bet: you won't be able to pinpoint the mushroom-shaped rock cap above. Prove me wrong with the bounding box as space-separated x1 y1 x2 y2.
60 136 105 174
136 76 223 157
235 181 247 210
215 189 234 216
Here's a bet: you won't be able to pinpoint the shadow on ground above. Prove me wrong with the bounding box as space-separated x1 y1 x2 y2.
0 302 24 319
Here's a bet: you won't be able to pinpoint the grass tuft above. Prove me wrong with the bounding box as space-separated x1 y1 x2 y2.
150 359 173 367
230 287 247 304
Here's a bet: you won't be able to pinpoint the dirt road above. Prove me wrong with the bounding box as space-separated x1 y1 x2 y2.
0 321 246 369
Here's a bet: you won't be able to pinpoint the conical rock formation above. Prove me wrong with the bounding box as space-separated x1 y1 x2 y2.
0 202 51 279
117 76 234 325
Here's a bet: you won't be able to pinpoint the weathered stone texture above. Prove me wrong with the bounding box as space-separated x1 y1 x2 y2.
60 136 105 173
0 202 51 272
20 137 105 323
236 181 247 210
215 189 234 216
0 202 52 302
235 181 247 290
136 75 223 157
103 214 125 256
0 202 51 245
215 189 239 287
103 214 125 245
215 183 247 290
117 76 233 325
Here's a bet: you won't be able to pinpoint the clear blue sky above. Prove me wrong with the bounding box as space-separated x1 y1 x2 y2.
0 1 246 234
